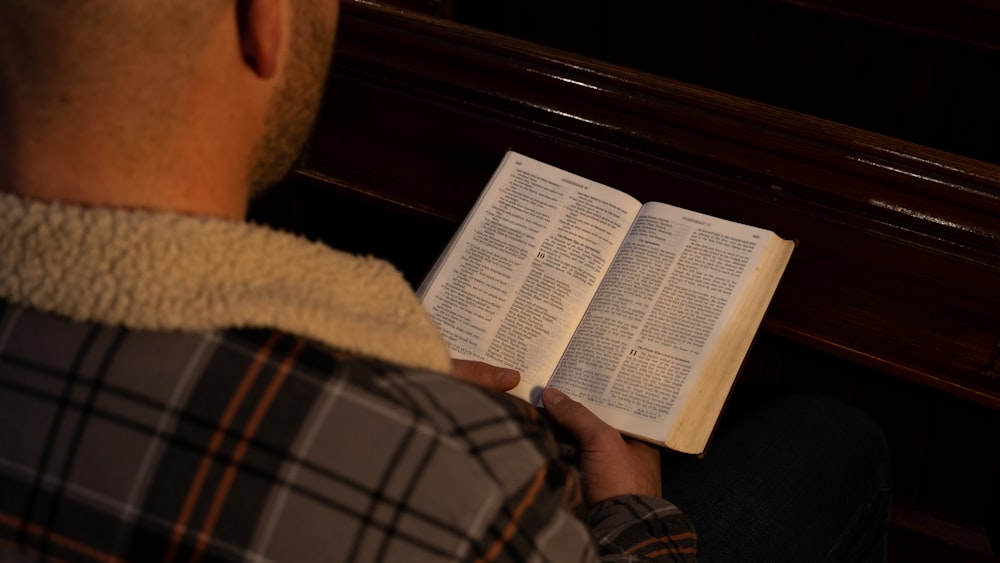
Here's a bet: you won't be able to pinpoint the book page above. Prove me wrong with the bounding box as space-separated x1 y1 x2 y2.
548 201 775 441
418 152 642 402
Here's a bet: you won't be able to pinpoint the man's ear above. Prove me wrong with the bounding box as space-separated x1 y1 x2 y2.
237 0 284 79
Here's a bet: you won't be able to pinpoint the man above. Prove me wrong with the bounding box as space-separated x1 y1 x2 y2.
0 1 889 561
0 1 696 561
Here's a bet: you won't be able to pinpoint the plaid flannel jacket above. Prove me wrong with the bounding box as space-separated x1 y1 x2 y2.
0 302 697 562
0 193 695 561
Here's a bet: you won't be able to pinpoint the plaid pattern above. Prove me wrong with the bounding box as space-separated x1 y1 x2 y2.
0 301 696 562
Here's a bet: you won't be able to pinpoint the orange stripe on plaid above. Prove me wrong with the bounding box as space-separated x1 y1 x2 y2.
623 532 698 557
645 545 698 557
476 465 548 563
623 532 697 553
189 338 306 563
162 331 281 563
0 512 124 563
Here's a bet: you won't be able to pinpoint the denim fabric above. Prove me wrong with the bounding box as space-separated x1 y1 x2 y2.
660 392 892 563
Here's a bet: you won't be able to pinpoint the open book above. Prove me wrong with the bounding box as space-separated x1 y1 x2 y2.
417 151 794 454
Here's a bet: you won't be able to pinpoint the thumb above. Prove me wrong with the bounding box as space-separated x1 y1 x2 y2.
542 388 615 446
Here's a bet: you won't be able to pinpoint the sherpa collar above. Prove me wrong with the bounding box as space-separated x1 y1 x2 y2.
0 192 452 373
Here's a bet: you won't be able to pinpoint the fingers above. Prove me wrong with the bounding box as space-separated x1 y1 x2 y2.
542 387 662 503
450 359 520 392
541 387 619 447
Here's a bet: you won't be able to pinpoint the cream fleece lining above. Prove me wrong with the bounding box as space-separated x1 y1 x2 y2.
0 192 452 373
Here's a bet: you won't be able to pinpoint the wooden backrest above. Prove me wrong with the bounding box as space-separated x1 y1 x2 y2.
267 0 1000 410
449 0 1000 166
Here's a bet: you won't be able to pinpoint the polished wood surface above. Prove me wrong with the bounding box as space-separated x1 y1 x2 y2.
253 1 1000 558
450 0 1000 166
302 0 1000 409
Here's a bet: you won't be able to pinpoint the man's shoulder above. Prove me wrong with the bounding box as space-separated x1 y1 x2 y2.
216 327 557 469
0 302 593 562
0 300 557 471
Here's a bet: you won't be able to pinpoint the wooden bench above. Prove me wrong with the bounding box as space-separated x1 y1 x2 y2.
250 2 1000 560
449 0 1000 168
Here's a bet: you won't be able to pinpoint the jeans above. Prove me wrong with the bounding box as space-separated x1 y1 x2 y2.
660 391 892 563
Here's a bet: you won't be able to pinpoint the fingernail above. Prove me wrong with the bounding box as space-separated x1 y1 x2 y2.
544 388 567 405
497 369 519 386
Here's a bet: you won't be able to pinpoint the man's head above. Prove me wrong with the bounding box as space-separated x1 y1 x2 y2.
0 0 340 218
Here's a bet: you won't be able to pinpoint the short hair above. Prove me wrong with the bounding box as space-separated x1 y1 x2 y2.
0 0 227 111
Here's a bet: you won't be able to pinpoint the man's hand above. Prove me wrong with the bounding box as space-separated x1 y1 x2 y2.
451 359 520 393
542 387 662 505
